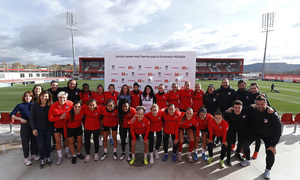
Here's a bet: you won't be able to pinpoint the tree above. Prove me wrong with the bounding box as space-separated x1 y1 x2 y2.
12 62 24 69
25 63 37 69
1 61 9 68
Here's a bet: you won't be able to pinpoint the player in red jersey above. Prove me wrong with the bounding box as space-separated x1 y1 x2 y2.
179 81 194 112
81 99 101 163
100 99 119 161
104 84 119 106
177 108 199 162
155 83 168 109
162 104 181 162
193 107 213 162
206 111 229 168
129 106 150 165
92 84 105 107
79 83 92 105
48 91 73 165
118 99 136 161
167 83 180 108
192 84 205 112
145 104 164 164
130 82 143 109
63 101 85 164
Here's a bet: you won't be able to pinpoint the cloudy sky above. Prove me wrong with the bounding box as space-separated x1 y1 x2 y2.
1 0 300 66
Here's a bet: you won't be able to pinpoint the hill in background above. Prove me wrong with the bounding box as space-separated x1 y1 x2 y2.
244 63 300 73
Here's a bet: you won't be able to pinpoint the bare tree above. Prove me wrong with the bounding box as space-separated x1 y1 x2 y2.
12 62 24 69
25 63 37 69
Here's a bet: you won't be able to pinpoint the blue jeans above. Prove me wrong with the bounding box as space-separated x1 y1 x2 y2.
35 128 53 160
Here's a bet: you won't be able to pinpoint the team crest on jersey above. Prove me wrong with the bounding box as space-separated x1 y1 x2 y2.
163 96 165 98
219 126 222 129
102 98 104 100
75 92 78 95
177 95 179 97
200 94 202 97
213 98 216 101
112 113 115 115
242 115 246 118
142 123 145 126
129 113 131 116
228 92 231 95
189 92 191 94
264 118 268 123
95 112 97 115
88 95 90 97
175 115 177 118
189 123 192 126
81 115 83 118
158 117 161 119
66 106 69 109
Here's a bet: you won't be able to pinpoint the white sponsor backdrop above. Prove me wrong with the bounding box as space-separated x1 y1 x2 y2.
104 51 196 92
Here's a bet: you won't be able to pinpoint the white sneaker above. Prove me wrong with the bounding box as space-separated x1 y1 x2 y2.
56 158 62 165
150 154 154 164
101 153 108 161
178 153 182 162
127 153 132 161
154 149 159 159
94 154 99 161
119 153 125 160
84 155 91 163
30 155 40 161
240 160 251 167
24 158 32 166
263 169 271 179
187 154 193 162
113 152 118 160
65 152 72 159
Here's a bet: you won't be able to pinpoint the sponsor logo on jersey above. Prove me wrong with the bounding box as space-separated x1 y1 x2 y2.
264 118 268 123
242 115 246 118
142 123 145 126
213 98 216 101
228 92 231 95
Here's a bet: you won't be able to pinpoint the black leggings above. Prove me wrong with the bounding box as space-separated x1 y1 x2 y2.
120 127 132 152
207 136 227 160
163 132 178 154
255 137 261 152
20 124 38 158
84 129 100 154
226 128 244 159
149 131 162 152
243 133 275 170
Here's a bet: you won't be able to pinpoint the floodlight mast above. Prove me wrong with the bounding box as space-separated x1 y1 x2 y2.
66 11 78 77
261 12 275 80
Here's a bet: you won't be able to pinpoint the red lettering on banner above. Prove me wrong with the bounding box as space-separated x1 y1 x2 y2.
121 72 126 76
111 79 116 82
155 86 159 89
138 79 142 82
175 73 179 76
128 86 132 89
164 79 169 83
155 66 159 69
128 66 133 69
182 66 187 70
148 73 152 76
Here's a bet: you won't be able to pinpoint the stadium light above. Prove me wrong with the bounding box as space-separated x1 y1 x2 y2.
261 12 275 80
66 11 78 77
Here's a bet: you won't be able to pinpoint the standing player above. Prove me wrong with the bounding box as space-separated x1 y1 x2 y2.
203 84 220 115
155 83 168 109
192 84 205 112
216 78 236 113
104 84 119 106
79 83 92 105
167 83 180 108
92 84 105 147
179 81 193 112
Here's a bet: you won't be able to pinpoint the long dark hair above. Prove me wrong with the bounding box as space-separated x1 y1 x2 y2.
118 99 129 127
81 83 92 99
142 85 154 98
164 104 175 115
32 84 44 97
70 101 82 123
181 107 193 123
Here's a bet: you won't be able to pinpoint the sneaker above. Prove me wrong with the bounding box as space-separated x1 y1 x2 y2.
65 152 72 159
240 159 251 167
129 158 135 165
193 153 198 161
30 154 40 161
101 153 108 161
56 158 62 165
119 153 125 160
99 140 103 147
40 160 45 168
154 150 159 159
178 153 182 162
46 158 52 165
110 139 114 145
94 154 99 161
84 155 91 163
202 153 208 162
231 144 236 151
187 154 193 162
220 160 225 168
128 153 132 161
24 158 32 166
163 154 168 162
144 158 148 165
72 156 77 164
207 157 213 164
252 151 258 159
235 152 244 161
113 152 118 160
77 153 85 160
263 169 271 179
51 145 56 152
172 154 177 162
226 159 232 166
150 154 154 164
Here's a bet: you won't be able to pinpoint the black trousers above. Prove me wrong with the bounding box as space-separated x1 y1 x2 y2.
207 136 227 160
84 129 100 154
226 127 245 159
163 132 178 154
243 133 275 170
36 127 52 160
20 124 38 158
119 127 132 152
149 131 162 152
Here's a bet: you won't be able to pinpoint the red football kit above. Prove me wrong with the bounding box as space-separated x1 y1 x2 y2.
208 119 229 142
104 91 119 105
192 90 205 112
178 115 200 137
155 92 168 109
130 117 150 141
130 90 142 108
79 91 92 105
179 89 194 110
92 92 105 107
194 112 214 130
49 100 73 128
121 107 136 128
100 106 118 127
63 110 84 137
145 110 164 132
81 105 101 130
168 90 180 108
162 110 181 140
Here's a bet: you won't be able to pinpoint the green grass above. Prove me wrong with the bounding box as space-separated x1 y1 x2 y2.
1 80 299 116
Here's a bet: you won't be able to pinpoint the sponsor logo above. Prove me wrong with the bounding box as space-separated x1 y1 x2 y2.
165 65 168 70
148 72 153 76
182 66 187 70
111 79 117 82
138 73 146 75
164 73 172 76
145 67 152 69
118 66 126 69
171 67 179 69
154 80 162 82
138 65 142 69
175 73 179 76
66 106 69 109
112 65 115 69
228 92 231 95
95 112 98 115
111 73 119 75
213 98 216 101
121 72 126 76
155 86 159 89
155 66 160 69
164 79 169 83
264 118 268 123
128 66 133 69
242 115 246 118
142 123 145 126
138 79 143 82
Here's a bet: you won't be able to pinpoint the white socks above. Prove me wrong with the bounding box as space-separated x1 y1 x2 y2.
57 150 62 158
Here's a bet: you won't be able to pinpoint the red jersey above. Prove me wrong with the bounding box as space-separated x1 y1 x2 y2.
168 90 180 108
82 105 101 130
104 91 119 105
63 110 84 137
179 89 194 110
121 107 136 128
178 115 199 137
100 106 118 127
79 91 92 105
208 119 229 142
194 113 213 130
49 100 73 128
92 92 105 107
192 90 205 112
145 110 164 132
162 110 181 140
155 92 168 109
130 90 142 108
130 117 150 141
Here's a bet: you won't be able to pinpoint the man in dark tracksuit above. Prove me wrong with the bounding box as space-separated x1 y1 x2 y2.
241 95 281 180
223 100 249 166
217 78 236 113
235 80 250 106
63 79 81 102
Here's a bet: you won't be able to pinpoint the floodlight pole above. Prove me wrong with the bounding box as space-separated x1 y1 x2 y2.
261 12 274 80
66 11 78 77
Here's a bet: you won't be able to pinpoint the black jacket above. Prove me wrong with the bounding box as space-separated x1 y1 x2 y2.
216 85 236 112
235 89 251 106
203 92 220 115
63 87 81 102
